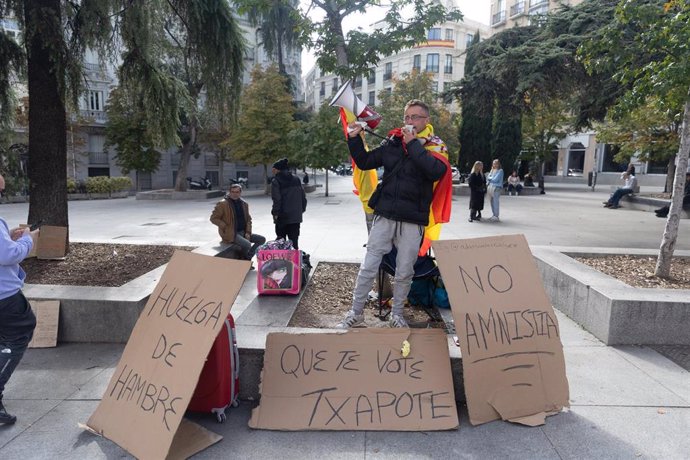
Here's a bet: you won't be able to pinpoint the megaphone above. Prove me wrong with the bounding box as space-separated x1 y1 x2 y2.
329 80 382 129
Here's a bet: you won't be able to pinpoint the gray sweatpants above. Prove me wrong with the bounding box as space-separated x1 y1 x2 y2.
351 215 424 316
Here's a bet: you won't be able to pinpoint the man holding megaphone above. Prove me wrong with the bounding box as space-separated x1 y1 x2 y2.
336 100 449 329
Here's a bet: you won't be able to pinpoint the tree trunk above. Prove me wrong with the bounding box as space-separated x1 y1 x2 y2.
174 121 197 192
25 0 69 241
218 152 225 191
655 91 690 278
665 155 676 194
264 164 270 195
325 169 329 197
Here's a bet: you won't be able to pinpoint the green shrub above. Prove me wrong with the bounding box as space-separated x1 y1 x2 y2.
67 178 77 193
85 176 111 194
3 176 28 196
110 176 132 192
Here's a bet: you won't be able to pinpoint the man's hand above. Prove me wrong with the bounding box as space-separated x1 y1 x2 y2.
347 121 363 138
10 227 28 241
402 125 416 144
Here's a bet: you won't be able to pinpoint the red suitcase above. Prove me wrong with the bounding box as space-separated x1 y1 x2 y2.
187 314 240 422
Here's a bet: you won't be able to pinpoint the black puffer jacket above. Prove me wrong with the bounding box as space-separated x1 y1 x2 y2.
348 135 447 226
271 171 307 224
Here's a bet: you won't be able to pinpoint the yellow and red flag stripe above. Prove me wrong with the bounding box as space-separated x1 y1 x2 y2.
338 107 378 214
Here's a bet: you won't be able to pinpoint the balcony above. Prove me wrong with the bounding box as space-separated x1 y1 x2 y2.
510 1 526 17
83 62 108 82
79 110 107 124
529 0 548 8
491 11 506 26
88 151 109 165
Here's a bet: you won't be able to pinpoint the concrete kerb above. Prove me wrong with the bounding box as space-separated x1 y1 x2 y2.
533 246 690 345
23 241 242 343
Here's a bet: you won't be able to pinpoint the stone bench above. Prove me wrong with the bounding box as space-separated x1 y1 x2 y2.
24 241 244 343
609 184 641 194
620 195 690 218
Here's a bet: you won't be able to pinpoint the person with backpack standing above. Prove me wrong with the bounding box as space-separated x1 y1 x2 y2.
335 100 449 329
271 158 307 249
486 159 504 222
468 161 486 222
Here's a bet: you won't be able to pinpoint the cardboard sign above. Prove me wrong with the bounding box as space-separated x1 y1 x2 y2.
86 251 250 459
249 329 458 431
433 235 569 426
21 225 68 259
28 300 60 348
257 249 301 295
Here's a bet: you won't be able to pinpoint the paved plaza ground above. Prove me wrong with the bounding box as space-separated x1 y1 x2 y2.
0 174 689 459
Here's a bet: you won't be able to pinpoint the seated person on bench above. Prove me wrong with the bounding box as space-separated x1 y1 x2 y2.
603 170 637 209
210 184 265 261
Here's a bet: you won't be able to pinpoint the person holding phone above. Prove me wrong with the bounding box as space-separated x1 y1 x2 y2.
0 174 39 424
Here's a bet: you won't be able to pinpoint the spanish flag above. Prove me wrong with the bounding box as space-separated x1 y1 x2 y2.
338 107 378 214
416 124 452 256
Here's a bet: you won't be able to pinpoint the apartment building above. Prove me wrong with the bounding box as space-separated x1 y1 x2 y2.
3 13 301 191
303 16 490 111
490 0 586 32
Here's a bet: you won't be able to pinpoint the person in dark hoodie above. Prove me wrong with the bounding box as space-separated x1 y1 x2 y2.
210 184 265 261
271 158 307 249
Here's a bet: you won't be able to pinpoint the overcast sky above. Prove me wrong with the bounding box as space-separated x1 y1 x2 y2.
300 0 491 76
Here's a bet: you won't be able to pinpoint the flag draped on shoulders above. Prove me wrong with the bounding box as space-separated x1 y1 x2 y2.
416 124 452 256
338 107 378 214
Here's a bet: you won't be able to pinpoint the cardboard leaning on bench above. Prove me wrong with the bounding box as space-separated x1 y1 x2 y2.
84 250 250 459
433 235 570 426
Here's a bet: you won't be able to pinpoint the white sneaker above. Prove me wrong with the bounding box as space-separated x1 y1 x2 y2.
388 314 409 328
489 216 500 222
336 311 365 329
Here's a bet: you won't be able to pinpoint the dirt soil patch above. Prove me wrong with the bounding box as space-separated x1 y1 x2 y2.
289 262 446 329
21 243 193 287
574 255 690 289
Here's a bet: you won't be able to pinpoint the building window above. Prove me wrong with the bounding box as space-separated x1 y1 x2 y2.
444 54 453 74
427 28 441 40
368 91 375 105
426 54 439 73
384 62 392 81
86 90 104 111
466 33 474 48
443 82 451 92
319 82 325 96
444 29 453 41
412 54 421 71
368 69 376 84
206 171 219 187
510 1 526 17
601 144 625 172
332 78 339 94
354 75 362 88
88 167 110 177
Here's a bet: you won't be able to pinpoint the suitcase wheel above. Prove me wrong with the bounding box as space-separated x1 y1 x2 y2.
231 399 240 408
216 411 227 423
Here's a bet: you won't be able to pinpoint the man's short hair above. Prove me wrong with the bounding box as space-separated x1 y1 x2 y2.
229 184 242 192
404 99 430 115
